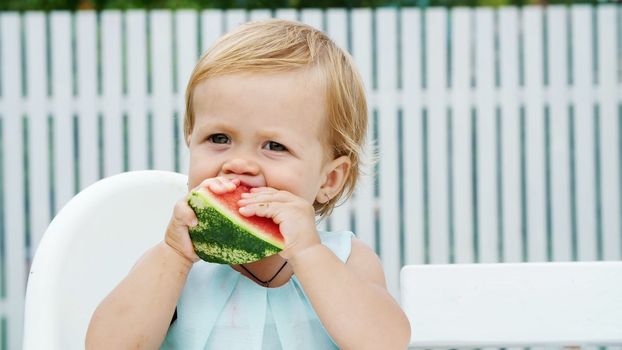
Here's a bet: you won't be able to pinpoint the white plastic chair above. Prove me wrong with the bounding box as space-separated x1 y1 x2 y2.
23 170 188 350
401 261 622 348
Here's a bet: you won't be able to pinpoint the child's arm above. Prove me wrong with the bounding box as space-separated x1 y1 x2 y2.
238 188 411 349
290 239 411 350
86 177 238 349
85 241 193 349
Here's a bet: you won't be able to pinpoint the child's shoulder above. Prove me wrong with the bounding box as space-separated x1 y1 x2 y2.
317 230 382 273
318 230 355 263
344 235 387 287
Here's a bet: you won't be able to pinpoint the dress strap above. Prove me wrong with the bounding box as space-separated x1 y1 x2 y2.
318 230 354 263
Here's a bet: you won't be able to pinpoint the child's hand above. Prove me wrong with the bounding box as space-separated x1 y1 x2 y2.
237 187 321 260
164 177 241 264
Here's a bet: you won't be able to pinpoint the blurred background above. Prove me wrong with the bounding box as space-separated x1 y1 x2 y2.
1 0 620 348
2 0 617 10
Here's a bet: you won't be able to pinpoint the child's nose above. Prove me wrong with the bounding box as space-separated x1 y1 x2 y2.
222 157 260 176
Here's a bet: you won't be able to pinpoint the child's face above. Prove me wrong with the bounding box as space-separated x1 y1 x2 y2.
187 70 331 206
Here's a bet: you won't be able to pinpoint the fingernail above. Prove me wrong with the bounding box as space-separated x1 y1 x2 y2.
239 206 250 214
241 193 250 198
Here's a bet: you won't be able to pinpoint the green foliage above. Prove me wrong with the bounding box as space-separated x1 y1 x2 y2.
0 0 615 11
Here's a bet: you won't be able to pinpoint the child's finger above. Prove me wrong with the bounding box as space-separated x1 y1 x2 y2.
239 201 269 216
238 201 284 223
174 199 198 227
238 195 291 207
217 177 240 187
197 176 235 188
197 177 239 194
207 180 231 193
249 187 276 193
242 188 277 199
238 191 291 206
197 177 214 188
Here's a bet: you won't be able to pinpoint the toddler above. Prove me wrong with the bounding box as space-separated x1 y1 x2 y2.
86 19 410 349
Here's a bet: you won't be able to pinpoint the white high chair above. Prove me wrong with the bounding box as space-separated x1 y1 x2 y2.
401 261 622 348
23 170 188 350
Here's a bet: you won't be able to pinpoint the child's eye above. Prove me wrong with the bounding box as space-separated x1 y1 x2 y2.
208 134 230 144
263 141 288 152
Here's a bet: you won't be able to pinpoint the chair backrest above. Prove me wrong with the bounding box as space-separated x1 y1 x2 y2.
23 170 188 350
400 261 622 348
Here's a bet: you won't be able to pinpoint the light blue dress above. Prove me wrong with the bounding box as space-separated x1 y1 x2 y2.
161 230 354 350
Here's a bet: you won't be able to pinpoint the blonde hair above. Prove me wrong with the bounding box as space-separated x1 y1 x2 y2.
184 19 368 218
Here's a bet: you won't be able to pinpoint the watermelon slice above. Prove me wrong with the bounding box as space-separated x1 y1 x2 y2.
187 185 285 264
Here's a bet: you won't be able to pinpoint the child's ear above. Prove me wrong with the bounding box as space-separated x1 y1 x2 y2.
316 155 351 204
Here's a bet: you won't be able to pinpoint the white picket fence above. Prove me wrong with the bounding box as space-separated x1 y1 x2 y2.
1 5 621 349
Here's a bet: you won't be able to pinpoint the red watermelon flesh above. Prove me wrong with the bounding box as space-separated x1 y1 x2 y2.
187 185 284 264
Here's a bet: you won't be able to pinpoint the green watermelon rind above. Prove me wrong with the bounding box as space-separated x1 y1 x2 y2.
187 189 283 264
